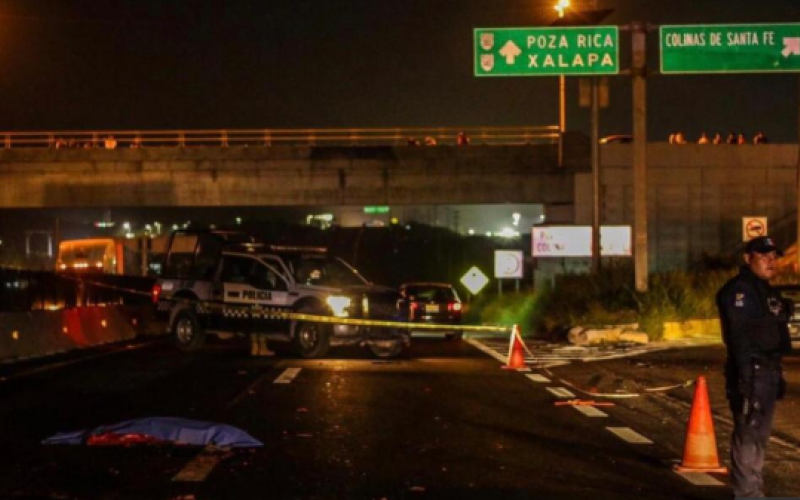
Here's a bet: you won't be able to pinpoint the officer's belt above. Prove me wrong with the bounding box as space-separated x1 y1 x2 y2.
751 353 782 369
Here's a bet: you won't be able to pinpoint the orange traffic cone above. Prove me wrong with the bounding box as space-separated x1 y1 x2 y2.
502 325 528 370
674 376 728 473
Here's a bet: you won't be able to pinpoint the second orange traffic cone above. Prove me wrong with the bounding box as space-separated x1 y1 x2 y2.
502 325 527 370
674 376 728 474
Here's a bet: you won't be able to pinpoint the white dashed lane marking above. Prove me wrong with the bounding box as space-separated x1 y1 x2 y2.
173 445 222 482
546 387 576 399
465 338 507 363
675 471 725 486
473 337 725 488
571 405 608 418
606 427 653 444
274 367 302 384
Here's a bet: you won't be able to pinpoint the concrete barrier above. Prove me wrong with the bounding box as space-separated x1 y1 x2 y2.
0 305 158 363
662 319 722 341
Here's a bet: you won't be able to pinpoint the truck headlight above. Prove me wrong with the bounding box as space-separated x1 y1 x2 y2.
326 295 351 317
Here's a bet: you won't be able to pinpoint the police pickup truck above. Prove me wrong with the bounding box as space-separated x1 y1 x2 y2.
154 230 409 358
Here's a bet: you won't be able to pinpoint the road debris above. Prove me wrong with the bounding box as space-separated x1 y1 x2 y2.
554 399 616 407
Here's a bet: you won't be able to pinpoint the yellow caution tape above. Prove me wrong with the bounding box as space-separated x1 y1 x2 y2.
200 301 510 333
60 275 512 334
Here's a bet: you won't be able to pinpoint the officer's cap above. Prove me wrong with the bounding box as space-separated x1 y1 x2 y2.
744 236 783 256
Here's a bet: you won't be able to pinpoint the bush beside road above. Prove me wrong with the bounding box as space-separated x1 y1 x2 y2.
466 267 734 341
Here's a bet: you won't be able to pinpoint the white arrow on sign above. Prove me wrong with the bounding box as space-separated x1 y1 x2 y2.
782 37 800 57
499 40 522 65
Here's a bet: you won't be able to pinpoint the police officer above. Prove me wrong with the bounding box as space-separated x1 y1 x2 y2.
716 236 791 498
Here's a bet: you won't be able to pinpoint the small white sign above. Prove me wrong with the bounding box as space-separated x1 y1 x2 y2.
460 266 490 295
742 216 768 242
532 226 632 257
494 250 524 279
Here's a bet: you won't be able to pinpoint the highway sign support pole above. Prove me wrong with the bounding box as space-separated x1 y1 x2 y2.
559 74 566 168
591 76 601 274
632 22 649 292
797 75 800 273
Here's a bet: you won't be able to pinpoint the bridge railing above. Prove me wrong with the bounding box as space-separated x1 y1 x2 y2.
0 126 560 149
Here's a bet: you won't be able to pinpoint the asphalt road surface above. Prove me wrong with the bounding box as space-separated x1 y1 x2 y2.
0 334 796 499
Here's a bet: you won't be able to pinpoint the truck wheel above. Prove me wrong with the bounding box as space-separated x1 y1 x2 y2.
172 309 206 351
292 307 330 359
367 338 404 359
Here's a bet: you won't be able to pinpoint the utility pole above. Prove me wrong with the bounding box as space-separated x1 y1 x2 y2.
555 0 569 168
591 76 601 273
632 22 649 292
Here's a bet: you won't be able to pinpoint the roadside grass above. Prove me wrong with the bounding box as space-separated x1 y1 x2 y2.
466 265 735 340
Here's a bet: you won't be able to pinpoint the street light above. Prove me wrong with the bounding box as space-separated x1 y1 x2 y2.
554 0 570 17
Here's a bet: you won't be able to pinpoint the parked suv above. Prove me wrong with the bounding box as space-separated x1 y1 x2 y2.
154 230 409 358
399 282 463 340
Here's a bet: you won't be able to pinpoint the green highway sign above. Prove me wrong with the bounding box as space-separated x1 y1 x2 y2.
474 26 619 77
364 206 390 214
661 23 800 74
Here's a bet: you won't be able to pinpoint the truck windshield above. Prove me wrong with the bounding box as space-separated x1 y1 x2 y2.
282 254 368 287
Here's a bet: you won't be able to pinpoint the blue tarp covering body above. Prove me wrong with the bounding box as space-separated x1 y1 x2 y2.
42 417 263 448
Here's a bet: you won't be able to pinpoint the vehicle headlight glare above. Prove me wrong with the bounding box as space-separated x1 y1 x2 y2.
326 295 351 317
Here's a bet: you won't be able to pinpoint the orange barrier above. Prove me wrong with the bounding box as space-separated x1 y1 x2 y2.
0 306 155 363
674 376 728 474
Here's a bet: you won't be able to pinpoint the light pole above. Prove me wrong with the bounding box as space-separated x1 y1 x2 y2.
554 0 569 167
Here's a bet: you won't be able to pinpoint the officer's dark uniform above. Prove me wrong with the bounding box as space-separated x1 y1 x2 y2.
716 237 791 498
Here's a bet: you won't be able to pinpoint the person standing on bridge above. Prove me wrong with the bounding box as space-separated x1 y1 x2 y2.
716 236 791 498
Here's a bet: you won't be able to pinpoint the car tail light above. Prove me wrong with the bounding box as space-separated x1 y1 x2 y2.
151 284 162 304
409 301 419 320
448 302 462 312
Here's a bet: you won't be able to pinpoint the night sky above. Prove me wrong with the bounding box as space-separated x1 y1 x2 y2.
1 0 800 141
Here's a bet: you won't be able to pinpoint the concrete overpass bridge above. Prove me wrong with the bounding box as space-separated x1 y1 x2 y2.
0 126 575 211
0 127 797 272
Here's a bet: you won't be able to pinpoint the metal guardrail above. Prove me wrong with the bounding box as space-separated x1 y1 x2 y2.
0 126 560 149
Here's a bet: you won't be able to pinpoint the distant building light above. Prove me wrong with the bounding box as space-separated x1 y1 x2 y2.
235 217 242 225
390 217 399 225
307 213 334 229
498 227 519 238
125 232 135 239
122 222 131 230
486 231 493 237
172 224 180 231
468 229 475 235
512 212 521 227
209 224 216 230
405 225 412 230
93 221 116 228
